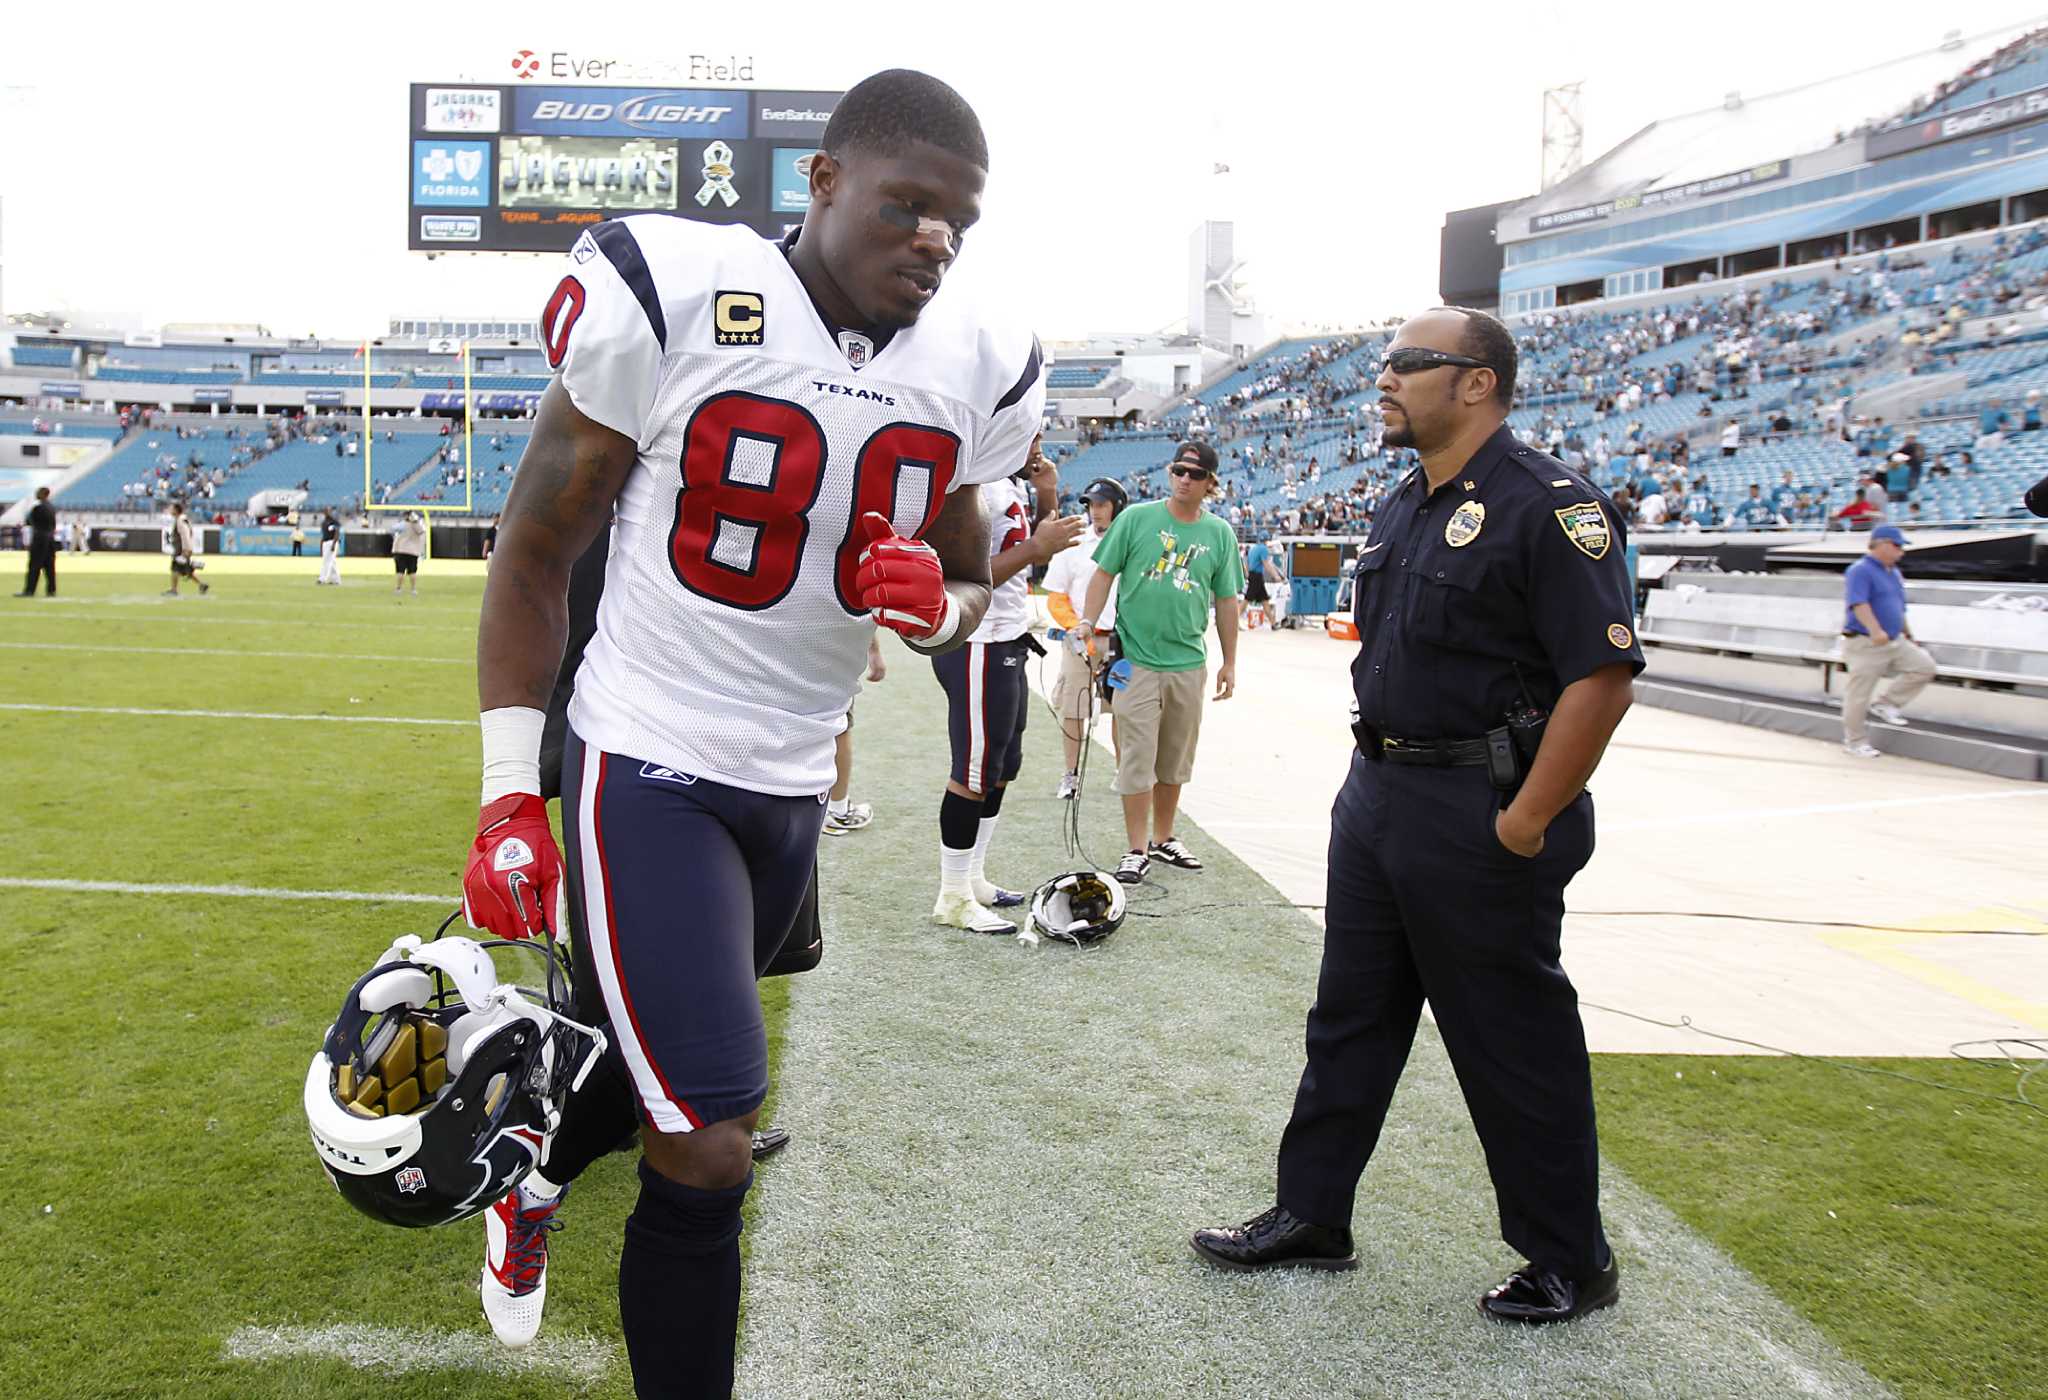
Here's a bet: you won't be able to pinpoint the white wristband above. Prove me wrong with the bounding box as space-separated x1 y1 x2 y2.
480 705 546 804
916 592 962 650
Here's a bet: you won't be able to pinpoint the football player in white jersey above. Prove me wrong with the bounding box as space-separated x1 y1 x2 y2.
929 438 1081 931
457 70 1046 1397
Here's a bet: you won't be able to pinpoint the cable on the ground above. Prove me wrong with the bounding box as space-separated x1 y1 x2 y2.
1578 1003 2047 1118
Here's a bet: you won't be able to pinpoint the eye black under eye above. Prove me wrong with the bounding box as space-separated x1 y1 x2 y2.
878 203 920 231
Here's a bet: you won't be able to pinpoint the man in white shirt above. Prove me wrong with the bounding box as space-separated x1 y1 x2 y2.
1044 477 1126 799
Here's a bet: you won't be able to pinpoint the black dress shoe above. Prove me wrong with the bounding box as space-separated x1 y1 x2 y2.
751 1127 792 1160
1190 1204 1357 1273
1478 1254 1619 1324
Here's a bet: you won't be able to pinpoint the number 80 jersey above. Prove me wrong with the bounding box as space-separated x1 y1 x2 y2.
548 216 1047 796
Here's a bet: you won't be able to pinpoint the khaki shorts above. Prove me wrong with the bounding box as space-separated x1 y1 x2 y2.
1114 664 1205 795
1051 644 1098 723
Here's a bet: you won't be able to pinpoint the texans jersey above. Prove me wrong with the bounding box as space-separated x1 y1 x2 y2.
967 474 1034 645
548 217 1047 796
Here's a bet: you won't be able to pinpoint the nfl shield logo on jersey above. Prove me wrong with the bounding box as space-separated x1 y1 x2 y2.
394 1166 427 1195
837 331 874 368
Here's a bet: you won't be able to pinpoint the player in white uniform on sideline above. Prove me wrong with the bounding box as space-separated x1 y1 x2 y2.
456 70 1046 1398
928 445 1080 932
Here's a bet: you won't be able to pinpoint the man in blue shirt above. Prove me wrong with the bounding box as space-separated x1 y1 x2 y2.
1841 524 1937 757
1731 484 1781 530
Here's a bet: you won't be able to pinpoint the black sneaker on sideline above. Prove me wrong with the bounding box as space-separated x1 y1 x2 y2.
1149 837 1203 870
1114 849 1150 884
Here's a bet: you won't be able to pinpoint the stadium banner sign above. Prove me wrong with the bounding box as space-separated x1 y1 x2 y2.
751 91 837 141
40 381 83 398
420 390 539 411
1529 159 1791 233
499 134 678 210
191 388 233 404
420 214 482 243
305 389 346 405
219 526 299 556
424 87 502 133
512 86 747 140
123 330 163 348
772 147 816 213
1867 85 2048 160
414 140 493 206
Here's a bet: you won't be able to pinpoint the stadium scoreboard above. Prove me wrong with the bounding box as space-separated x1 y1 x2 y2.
407 82 841 253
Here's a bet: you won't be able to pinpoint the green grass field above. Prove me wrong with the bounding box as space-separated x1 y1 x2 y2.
1 559 2038 1398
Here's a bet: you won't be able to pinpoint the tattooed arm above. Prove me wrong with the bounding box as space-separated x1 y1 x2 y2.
904 483 993 657
477 381 638 711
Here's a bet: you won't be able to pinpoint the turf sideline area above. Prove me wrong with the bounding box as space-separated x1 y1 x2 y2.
735 645 1888 1400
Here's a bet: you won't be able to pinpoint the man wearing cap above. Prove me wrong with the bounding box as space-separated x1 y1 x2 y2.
1841 524 1936 758
1075 441 1243 884
1044 477 1128 800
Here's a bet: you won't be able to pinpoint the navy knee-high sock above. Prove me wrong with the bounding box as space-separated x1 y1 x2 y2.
619 1159 752 1400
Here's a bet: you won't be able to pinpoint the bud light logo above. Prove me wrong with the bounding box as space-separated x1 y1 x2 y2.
514 87 746 139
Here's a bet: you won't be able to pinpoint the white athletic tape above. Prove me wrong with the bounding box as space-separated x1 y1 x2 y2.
222 1324 616 1381
0 877 447 905
0 641 465 665
0 703 468 726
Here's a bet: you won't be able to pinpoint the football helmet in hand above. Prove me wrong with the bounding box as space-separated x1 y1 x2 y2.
304 922 605 1229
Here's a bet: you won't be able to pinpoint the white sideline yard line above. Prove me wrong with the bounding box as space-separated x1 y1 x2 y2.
0 610 470 633
0 640 466 665
32 591 480 614
0 877 447 905
223 1324 616 1381
0 702 469 726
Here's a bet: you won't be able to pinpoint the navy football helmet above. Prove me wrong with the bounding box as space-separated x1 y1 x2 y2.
304 921 604 1229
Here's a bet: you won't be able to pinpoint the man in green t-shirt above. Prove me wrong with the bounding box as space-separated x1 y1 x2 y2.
1076 441 1244 884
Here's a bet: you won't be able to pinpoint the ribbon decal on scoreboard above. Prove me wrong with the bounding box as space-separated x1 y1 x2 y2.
697 141 740 208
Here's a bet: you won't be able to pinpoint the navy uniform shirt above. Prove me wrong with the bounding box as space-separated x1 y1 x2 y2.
1351 424 1645 739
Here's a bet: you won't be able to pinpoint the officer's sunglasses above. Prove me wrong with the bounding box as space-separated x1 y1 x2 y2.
1381 347 1494 376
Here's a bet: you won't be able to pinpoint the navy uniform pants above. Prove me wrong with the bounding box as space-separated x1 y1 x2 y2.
1276 752 1608 1278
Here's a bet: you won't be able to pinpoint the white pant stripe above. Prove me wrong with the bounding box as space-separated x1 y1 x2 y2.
576 743 696 1134
965 641 988 792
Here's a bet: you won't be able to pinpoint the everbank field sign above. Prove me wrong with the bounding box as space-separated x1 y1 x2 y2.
506 48 758 84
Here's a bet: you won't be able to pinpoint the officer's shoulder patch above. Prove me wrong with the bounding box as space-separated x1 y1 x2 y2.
1554 500 1612 560
1607 622 1634 649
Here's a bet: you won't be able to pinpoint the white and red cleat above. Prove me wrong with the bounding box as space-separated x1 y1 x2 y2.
481 1182 566 1348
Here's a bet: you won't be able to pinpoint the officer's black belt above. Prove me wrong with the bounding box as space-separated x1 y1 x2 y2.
1376 734 1491 767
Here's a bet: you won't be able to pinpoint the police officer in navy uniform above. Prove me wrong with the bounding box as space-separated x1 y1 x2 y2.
1192 307 1644 1326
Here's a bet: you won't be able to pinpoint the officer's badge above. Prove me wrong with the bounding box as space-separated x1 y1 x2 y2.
1554 502 1610 560
1444 500 1485 548
1607 622 1634 649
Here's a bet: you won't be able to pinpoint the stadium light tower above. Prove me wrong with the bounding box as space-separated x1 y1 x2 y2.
1540 81 1584 192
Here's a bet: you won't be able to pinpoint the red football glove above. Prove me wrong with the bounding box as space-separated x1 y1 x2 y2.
854 511 954 642
461 793 563 941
